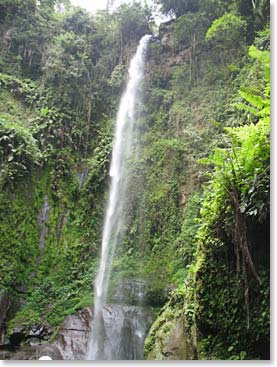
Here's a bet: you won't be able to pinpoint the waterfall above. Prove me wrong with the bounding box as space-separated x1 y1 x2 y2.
87 34 152 360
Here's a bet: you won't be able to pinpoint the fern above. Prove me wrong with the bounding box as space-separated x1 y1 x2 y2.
234 46 270 123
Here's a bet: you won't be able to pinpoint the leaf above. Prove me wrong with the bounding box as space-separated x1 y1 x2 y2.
0 135 10 142
240 203 247 213
40 107 49 117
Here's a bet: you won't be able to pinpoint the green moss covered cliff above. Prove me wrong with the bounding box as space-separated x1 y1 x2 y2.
0 0 270 360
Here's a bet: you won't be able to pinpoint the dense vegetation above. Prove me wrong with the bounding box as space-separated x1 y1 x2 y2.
144 0 270 360
0 0 269 360
0 0 151 331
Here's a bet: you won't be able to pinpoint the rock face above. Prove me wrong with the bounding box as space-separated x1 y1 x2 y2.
145 21 192 82
144 305 197 360
76 166 89 189
0 290 11 345
110 278 168 306
0 290 19 347
110 279 150 305
54 307 93 360
88 279 157 360
37 194 50 252
1 279 158 360
97 304 154 360
0 307 93 360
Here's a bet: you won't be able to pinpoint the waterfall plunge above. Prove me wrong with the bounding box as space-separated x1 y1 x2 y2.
87 35 151 360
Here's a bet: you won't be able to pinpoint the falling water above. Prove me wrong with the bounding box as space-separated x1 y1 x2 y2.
87 35 152 360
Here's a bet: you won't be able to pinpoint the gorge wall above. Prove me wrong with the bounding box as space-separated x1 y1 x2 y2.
0 0 270 360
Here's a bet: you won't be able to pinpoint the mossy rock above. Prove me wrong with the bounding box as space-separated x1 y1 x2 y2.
145 303 197 360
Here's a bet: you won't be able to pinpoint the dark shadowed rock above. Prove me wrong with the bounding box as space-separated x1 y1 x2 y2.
9 326 26 346
0 290 20 346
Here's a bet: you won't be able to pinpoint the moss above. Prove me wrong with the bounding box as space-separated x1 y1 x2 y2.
0 184 40 292
0 90 36 124
145 287 197 360
0 5 270 360
2 152 104 332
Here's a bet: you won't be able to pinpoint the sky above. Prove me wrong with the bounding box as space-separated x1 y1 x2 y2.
69 0 170 26
70 0 147 13
70 0 107 13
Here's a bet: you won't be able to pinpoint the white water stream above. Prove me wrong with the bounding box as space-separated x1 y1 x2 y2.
87 35 151 360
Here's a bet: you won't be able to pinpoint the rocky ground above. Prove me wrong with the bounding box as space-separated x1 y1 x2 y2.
0 306 93 360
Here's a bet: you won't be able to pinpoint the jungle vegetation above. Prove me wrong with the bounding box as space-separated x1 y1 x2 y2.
0 0 270 360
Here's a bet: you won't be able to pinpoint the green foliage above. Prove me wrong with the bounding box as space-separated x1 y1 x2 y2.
108 64 127 88
8 276 94 331
234 46 270 125
0 73 39 106
144 14 269 357
198 0 236 21
0 0 63 77
172 192 202 283
0 115 41 185
172 12 209 50
42 30 93 111
85 125 112 191
0 0 270 359
206 13 247 47
114 3 151 44
248 45 270 79
157 0 199 17
253 24 270 50
184 43 270 360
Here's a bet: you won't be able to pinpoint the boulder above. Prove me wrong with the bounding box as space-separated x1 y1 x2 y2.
54 306 93 360
5 306 93 360
9 326 26 346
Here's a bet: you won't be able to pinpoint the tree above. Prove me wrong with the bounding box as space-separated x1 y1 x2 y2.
0 0 62 77
156 0 199 17
205 12 247 59
114 3 151 46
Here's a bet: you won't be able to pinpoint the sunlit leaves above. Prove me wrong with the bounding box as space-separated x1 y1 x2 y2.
206 13 247 47
0 115 41 184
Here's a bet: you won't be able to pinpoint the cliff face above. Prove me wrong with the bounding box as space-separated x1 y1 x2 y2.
143 17 270 361
0 1 270 360
143 30 200 353
1 307 93 360
0 76 106 358
0 21 201 358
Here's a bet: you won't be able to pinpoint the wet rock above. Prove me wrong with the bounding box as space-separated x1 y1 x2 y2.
5 307 93 360
76 167 89 189
0 290 20 346
110 279 150 305
37 194 50 252
54 307 93 360
160 32 172 50
109 278 168 307
98 304 154 360
9 323 52 348
1 295 155 360
56 209 70 242
10 344 63 360
163 319 194 360
0 348 13 360
145 19 192 85
145 310 197 360
9 326 26 346
29 324 45 338
28 338 42 347
0 290 11 345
